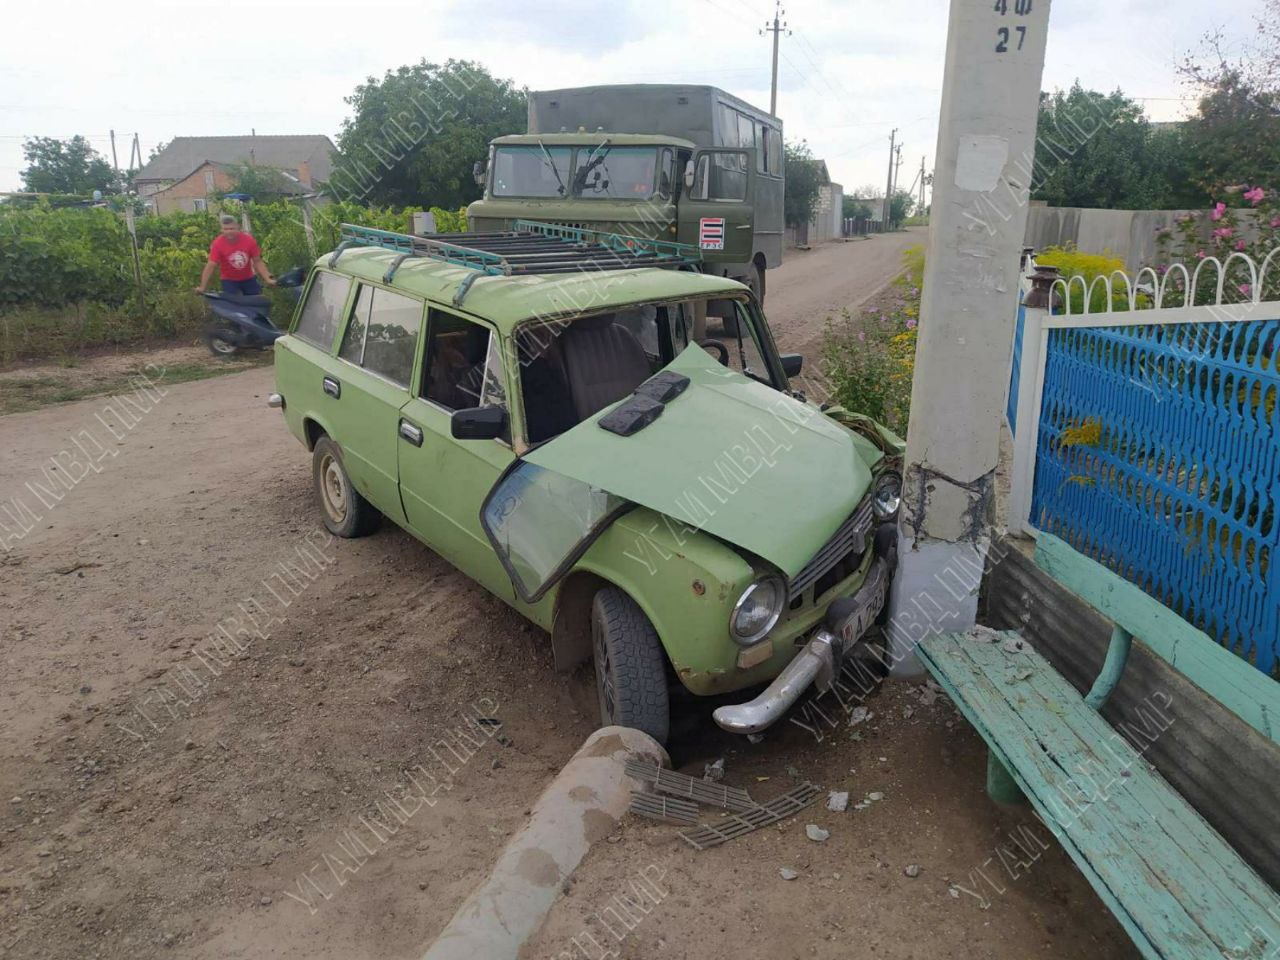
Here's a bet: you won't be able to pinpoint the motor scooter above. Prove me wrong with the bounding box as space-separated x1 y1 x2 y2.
200 267 305 356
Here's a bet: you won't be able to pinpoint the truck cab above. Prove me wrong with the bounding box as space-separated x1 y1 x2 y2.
466 84 784 310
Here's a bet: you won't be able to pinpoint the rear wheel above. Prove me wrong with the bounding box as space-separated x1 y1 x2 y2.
591 587 670 744
311 437 380 538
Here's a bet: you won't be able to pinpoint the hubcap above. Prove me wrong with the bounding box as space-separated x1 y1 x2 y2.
210 336 236 355
592 609 617 723
318 453 347 524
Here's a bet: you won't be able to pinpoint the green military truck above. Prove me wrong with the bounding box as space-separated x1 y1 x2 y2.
466 84 784 312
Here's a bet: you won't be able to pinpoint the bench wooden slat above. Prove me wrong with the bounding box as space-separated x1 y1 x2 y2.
1034 532 1279 742
920 629 1280 960
959 630 1278 926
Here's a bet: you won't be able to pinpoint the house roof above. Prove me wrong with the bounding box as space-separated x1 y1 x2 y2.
135 135 336 183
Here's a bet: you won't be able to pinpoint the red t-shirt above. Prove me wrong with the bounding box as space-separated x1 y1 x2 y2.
208 232 261 281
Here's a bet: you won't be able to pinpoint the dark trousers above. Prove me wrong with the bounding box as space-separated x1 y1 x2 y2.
220 277 262 296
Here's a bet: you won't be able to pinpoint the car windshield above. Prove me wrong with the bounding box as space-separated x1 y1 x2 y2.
492 145 571 198
572 145 661 199
516 301 694 445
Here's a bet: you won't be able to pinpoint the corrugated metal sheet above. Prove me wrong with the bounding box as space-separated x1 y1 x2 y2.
983 539 1280 889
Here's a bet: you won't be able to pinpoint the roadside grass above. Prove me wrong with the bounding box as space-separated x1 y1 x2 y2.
0 354 270 416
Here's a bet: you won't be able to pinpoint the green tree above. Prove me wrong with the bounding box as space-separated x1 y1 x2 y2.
332 59 525 208
889 190 915 226
19 136 115 195
1031 85 1188 209
842 195 873 219
219 162 303 203
1180 71 1280 196
783 142 824 227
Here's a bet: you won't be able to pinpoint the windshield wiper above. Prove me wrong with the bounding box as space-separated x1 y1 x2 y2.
536 138 566 197
572 139 612 195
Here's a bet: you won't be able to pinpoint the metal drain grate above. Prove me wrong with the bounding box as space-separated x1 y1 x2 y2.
624 760 757 812
678 782 823 850
629 791 700 825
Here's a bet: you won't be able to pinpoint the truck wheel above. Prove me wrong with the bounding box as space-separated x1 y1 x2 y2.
312 437 380 538
205 329 239 356
591 586 670 744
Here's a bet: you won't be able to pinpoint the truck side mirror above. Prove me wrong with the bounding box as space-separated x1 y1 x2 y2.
472 160 487 186
780 354 803 378
683 159 696 189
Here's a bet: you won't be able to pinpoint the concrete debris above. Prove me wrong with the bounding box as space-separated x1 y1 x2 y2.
826 791 849 812
805 824 830 843
849 706 871 726
1001 636 1029 655
780 867 799 881
868 791 884 801
903 864 921 878
948 885 961 899
746 733 764 744
703 758 724 782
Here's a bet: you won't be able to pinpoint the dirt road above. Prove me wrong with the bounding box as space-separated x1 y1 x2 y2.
0 236 1133 960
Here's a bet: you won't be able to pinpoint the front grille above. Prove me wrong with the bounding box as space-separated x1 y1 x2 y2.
788 496 875 598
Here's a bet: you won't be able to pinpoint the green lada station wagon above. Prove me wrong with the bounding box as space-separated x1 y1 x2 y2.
270 224 904 743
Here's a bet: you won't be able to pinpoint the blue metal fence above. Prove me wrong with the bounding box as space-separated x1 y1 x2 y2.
1030 318 1280 676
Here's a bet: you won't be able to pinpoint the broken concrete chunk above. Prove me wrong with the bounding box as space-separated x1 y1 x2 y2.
826 791 849 812
780 867 799 881
805 824 830 843
703 758 724 782
903 864 921 878
1001 636 1029 655
849 706 871 726
868 791 884 802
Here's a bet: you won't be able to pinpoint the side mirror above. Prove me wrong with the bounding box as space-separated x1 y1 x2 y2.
780 353 803 378
451 405 507 440
683 159 696 189
472 160 487 186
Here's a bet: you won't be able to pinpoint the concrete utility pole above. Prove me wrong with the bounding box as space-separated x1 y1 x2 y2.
919 155 927 212
882 128 897 224
884 0 1053 672
761 1 790 117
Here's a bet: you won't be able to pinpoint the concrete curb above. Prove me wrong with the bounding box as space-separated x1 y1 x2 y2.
421 725 669 960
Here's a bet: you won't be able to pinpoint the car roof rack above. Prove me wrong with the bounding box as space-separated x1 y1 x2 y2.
333 219 701 305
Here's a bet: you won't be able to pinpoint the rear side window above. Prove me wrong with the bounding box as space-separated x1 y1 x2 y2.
424 310 505 412
294 271 350 349
337 283 421 388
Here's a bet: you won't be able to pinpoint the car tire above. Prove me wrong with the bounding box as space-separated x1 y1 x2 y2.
591 586 670 745
311 437 380 539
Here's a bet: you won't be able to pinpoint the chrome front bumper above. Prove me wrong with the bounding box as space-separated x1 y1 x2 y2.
712 556 891 734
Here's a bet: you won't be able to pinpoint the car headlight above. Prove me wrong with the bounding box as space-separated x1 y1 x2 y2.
730 575 786 644
873 471 903 519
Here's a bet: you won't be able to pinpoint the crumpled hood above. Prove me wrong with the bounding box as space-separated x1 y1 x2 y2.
524 345 873 578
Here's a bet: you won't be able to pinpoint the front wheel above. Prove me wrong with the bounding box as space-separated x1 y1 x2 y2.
205 329 239 357
591 587 670 744
311 437 380 538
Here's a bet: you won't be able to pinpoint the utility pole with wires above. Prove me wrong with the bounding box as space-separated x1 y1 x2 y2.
919 155 928 213
760 1 790 117
883 128 898 225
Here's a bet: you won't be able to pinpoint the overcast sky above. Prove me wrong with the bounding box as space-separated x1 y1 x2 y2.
0 0 1265 197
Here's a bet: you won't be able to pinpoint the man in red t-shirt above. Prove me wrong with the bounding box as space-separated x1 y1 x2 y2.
195 214 276 296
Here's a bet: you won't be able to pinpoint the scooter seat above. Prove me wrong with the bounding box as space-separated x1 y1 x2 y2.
223 293 272 308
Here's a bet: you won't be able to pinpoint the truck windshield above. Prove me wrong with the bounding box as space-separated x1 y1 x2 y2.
572 146 661 200
492 145 571 198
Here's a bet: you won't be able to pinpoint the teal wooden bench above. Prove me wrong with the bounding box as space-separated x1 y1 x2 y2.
919 533 1280 960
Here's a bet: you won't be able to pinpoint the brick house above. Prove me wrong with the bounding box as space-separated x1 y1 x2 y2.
134 135 335 214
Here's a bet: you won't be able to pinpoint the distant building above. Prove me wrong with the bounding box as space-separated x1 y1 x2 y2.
134 135 336 213
786 159 843 246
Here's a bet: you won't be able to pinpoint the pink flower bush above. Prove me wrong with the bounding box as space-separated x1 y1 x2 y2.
1244 186 1266 206
1239 283 1253 298
905 318 917 330
1157 183 1279 301
1213 227 1235 240
1211 202 1228 221
1196 250 1207 259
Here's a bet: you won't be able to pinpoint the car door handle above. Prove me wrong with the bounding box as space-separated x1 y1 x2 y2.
398 419 423 447
322 376 341 399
